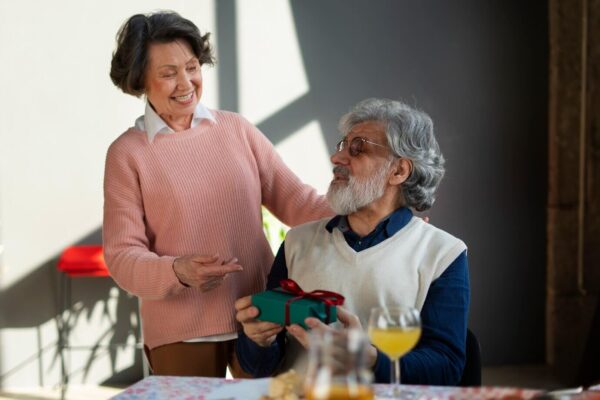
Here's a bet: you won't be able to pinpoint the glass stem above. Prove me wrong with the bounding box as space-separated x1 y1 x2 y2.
394 357 401 385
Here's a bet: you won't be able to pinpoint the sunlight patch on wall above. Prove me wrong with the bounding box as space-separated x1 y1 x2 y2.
236 0 309 124
276 120 331 195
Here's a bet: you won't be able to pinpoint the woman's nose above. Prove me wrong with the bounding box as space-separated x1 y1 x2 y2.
176 73 193 91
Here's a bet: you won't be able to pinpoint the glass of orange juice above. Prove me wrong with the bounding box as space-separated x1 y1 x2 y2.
304 328 374 400
368 306 421 396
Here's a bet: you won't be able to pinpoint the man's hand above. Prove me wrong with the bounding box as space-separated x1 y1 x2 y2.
173 254 243 292
235 296 284 347
286 306 378 368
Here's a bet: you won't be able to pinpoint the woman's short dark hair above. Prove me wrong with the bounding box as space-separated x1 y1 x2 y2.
110 11 215 97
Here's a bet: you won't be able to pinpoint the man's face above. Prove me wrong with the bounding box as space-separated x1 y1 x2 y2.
326 121 394 215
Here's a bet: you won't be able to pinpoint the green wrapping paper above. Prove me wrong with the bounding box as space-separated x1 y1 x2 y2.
251 287 339 330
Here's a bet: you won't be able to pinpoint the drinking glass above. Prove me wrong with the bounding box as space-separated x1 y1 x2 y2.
304 328 374 400
368 306 421 396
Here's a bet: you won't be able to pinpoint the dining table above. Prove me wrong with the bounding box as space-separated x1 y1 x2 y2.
111 375 551 399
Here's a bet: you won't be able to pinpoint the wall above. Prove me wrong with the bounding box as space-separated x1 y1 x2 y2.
0 0 218 388
0 0 548 388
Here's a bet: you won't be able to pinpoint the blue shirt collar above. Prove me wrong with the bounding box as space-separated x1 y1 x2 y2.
325 207 414 237
134 102 216 142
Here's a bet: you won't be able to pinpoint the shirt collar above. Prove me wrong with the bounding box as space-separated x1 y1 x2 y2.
325 207 414 236
134 102 216 142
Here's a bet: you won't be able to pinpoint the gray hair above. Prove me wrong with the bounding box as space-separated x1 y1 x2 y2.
338 98 445 211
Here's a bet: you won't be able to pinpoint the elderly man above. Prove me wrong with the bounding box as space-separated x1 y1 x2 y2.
235 98 469 385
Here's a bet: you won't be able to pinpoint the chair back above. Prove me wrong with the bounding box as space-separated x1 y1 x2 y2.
459 328 482 386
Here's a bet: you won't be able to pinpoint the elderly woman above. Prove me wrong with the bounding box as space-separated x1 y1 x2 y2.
235 98 470 385
104 11 330 377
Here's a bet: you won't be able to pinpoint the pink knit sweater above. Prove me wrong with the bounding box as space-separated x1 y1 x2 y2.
103 110 331 349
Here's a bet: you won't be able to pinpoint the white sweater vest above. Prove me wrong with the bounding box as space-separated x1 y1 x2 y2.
285 216 467 329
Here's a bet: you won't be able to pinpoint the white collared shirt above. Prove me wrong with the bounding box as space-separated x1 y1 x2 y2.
134 102 216 142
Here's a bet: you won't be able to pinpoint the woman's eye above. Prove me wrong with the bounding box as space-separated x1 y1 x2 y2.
160 73 176 79
187 66 198 72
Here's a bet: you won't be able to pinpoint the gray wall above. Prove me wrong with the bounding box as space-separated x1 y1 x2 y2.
248 0 548 365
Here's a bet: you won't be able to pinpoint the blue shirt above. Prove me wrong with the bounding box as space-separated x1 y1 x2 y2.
236 207 470 385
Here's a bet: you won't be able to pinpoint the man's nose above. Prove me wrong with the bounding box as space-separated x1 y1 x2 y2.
330 148 349 165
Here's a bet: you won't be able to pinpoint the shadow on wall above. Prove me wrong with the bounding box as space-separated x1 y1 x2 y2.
0 228 143 387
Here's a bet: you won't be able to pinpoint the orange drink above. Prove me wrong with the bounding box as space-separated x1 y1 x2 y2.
368 306 421 396
306 384 374 400
368 326 421 360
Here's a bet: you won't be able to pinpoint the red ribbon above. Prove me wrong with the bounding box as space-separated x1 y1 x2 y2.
278 279 345 326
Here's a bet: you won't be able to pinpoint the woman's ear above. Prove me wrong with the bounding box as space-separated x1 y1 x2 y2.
389 158 412 186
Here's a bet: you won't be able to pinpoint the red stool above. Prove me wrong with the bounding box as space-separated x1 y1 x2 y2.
57 245 109 400
58 245 109 278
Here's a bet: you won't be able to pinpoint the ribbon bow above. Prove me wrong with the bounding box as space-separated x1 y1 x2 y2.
278 278 345 326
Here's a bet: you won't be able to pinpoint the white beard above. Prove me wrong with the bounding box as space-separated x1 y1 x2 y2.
326 160 393 215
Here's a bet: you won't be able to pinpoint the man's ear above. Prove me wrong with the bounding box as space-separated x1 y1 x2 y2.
389 158 412 186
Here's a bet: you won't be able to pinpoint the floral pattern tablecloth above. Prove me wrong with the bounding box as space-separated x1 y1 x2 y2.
112 376 544 400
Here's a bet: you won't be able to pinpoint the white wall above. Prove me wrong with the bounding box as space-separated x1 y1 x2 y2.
0 0 330 388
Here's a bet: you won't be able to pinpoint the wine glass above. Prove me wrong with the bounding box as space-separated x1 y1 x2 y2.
368 306 421 396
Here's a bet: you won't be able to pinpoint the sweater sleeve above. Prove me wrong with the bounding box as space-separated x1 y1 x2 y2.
243 120 333 226
102 138 185 300
372 251 470 385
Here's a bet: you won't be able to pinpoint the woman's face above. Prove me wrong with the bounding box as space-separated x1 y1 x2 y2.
145 39 202 127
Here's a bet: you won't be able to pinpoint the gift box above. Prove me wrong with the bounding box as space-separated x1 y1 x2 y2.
251 279 344 330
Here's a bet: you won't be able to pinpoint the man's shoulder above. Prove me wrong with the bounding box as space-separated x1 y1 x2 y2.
406 217 467 250
286 217 331 240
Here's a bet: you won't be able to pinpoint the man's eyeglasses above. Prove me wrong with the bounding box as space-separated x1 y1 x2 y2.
335 136 387 157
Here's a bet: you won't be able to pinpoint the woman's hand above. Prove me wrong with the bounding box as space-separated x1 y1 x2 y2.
286 306 378 368
235 296 284 347
173 254 243 292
